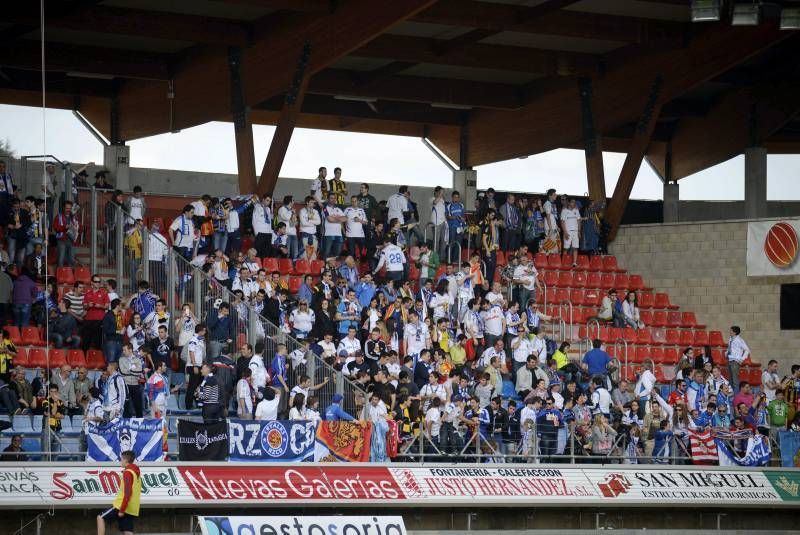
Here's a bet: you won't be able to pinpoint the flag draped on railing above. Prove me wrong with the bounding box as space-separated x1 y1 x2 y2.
689 429 770 467
87 418 166 462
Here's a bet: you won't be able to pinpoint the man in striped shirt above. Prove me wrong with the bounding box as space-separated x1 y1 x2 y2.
196 363 224 423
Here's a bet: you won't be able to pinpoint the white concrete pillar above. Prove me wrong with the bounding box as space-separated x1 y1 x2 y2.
452 169 477 212
103 144 131 191
744 146 767 220
663 182 679 223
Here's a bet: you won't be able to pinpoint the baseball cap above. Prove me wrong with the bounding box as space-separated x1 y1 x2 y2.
338 350 349 358
332 393 343 403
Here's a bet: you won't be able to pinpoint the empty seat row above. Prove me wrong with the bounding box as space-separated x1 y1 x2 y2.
577 326 727 348
533 253 625 273
6 326 46 346
538 288 679 310
15 348 106 369
261 258 324 276
54 266 92 285
540 271 649 292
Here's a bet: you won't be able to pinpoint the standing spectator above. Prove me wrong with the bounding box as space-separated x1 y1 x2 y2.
6 197 31 266
225 196 251 257
236 368 257 419
513 256 542 312
124 219 144 292
480 209 501 287
328 167 347 206
124 185 146 225
542 188 559 255
206 302 233 360
356 183 379 223
252 193 274 259
42 385 65 454
147 221 169 287
184 324 206 410
311 166 328 203
12 267 38 329
560 198 582 267
43 162 57 224
51 364 78 415
82 274 109 351
24 196 46 258
0 160 15 228
582 339 611 381
102 299 124 363
24 242 46 282
169 204 196 259
119 343 145 418
344 195 367 259
277 195 299 259
499 192 521 252
761 359 781 401
53 200 79 266
430 186 448 259
445 190 466 261
105 190 124 262
386 186 410 226
726 325 750 392
299 196 321 252
373 235 406 282
103 361 127 419
321 192 346 259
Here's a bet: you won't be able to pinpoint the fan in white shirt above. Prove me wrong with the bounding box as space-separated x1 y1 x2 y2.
344 204 367 238
386 187 410 224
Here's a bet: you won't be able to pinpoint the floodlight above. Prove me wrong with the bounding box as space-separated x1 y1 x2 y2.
691 0 721 22
731 3 760 26
781 7 800 30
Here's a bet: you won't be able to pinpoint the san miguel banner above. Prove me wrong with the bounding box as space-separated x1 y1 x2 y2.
178 420 229 461
314 421 373 462
197 516 407 535
87 418 166 462
747 219 800 276
228 420 316 462
0 463 799 508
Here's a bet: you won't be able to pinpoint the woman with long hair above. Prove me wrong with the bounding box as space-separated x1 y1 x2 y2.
621 291 642 329
289 393 307 420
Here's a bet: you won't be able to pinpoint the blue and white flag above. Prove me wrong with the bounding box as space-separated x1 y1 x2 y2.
778 431 800 467
87 418 166 462
228 419 316 462
716 434 771 467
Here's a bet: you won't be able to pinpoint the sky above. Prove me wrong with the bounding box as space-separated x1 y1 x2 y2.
2 103 798 200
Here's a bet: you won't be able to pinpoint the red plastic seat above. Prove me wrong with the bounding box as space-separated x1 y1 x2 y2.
22 326 44 346
651 310 668 327
597 326 612 343
533 253 548 270
87 349 107 369
294 259 311 275
709 331 726 347
662 347 680 365
749 368 762 385
56 267 75 285
665 329 681 346
586 272 602 289
666 311 682 328
635 346 650 364
576 255 590 270
557 271 573 288
628 274 648 291
621 327 637 344
639 310 653 326
614 274 630 291
608 327 624 344
572 271 588 288
288 276 302 294
681 312 705 329
555 288 570 304
679 330 694 347
693 330 709 346
543 271 558 287
67 349 86 368
606 345 617 358
570 289 585 306
655 293 679 310
650 347 664 364
588 256 603 272
13 347 29 367
634 328 651 345
27 348 47 368
578 325 589 340
543 288 557 305
310 259 325 274
600 273 615 290
711 349 725 364
602 256 625 273
74 267 91 284
583 290 601 307
262 257 279 272
655 366 667 383
276 258 293 275
6 326 22 346
638 292 655 309
48 349 67 369
651 328 667 345
547 254 564 271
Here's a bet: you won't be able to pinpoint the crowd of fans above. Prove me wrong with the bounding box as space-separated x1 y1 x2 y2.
1 160 799 464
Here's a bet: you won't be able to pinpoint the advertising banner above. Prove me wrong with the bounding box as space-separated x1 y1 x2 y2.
0 463 798 508
227 420 316 462
197 516 407 535
178 420 229 461
746 219 800 276
87 418 166 462
314 421 373 462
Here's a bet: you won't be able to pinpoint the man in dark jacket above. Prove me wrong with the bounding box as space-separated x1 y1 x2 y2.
206 302 233 360
48 299 81 349
102 299 123 363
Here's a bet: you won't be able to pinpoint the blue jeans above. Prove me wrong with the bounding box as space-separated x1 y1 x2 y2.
225 230 241 257
57 240 74 267
104 339 122 363
213 231 228 254
49 332 81 349
286 235 300 259
13 303 31 329
322 236 342 259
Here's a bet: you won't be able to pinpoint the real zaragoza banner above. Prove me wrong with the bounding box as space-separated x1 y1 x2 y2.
227 419 316 462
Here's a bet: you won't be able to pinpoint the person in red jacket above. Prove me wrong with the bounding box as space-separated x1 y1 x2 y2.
53 200 79 267
97 450 141 535
82 274 109 352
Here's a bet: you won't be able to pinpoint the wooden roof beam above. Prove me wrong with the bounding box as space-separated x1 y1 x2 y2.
5 4 251 46
310 69 522 110
455 22 791 167
412 0 686 44
115 0 438 140
355 34 600 77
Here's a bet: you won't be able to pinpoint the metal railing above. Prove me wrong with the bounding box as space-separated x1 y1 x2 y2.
96 200 366 414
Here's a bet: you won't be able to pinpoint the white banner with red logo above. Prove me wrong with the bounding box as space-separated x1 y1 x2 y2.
0 463 796 508
747 219 800 276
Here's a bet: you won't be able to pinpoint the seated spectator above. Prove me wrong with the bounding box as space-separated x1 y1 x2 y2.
48 299 81 348
0 434 26 462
